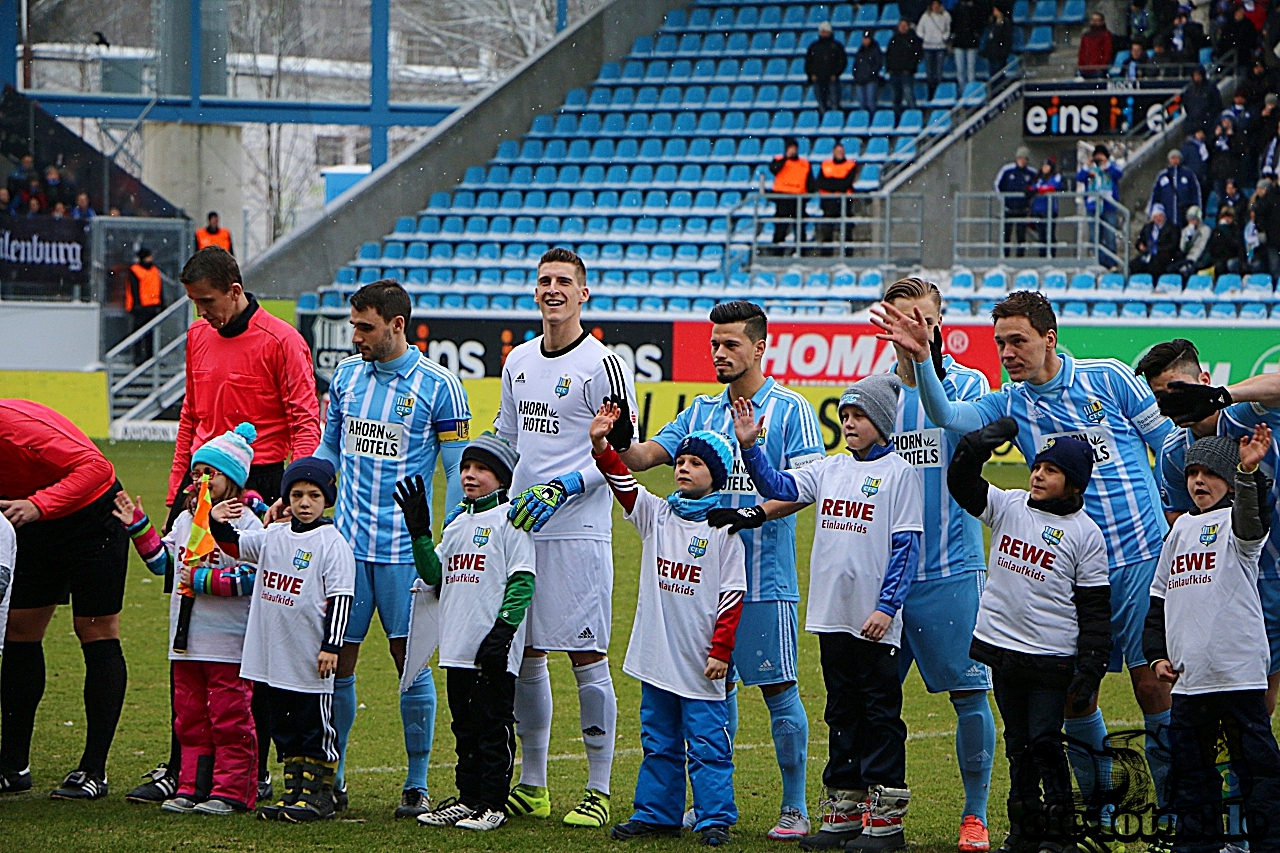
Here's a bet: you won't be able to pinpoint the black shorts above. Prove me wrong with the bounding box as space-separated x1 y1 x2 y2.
11 480 130 618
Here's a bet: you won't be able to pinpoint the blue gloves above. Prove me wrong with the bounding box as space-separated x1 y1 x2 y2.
509 471 585 532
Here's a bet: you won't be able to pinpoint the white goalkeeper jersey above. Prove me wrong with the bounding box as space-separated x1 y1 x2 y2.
496 331 638 542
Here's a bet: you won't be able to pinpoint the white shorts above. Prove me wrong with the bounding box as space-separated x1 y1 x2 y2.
526 539 613 653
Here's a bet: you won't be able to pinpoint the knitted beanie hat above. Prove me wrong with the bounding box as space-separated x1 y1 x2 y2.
676 430 736 492
461 432 520 488
282 456 337 507
1032 435 1095 491
191 422 257 487
838 373 902 443
1185 435 1240 486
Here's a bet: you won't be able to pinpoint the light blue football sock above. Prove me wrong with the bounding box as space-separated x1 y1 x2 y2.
401 667 436 794
1144 710 1172 811
726 685 739 747
951 692 995 823
333 674 357 790
1064 708 1108 805
764 685 809 817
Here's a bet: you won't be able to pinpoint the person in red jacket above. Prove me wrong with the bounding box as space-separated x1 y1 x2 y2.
136 247 320 805
1077 13 1115 79
0 399 130 800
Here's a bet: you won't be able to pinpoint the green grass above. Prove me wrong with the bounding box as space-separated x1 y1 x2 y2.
0 446 1180 850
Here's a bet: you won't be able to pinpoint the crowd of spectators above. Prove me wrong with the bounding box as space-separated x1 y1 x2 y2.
1077 1 1210 76
4 153 103 220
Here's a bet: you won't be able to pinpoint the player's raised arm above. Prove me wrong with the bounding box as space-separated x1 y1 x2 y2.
946 418 1019 517
591 402 640 514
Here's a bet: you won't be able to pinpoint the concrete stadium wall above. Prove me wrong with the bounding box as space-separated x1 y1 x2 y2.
243 0 681 299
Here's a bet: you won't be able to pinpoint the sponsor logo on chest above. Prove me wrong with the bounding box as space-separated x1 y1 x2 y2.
657 552 703 597
819 494 876 534
1039 426 1115 466
893 428 942 468
517 399 560 435
994 534 1057 582
260 568 305 605
344 417 406 460
446 550 487 585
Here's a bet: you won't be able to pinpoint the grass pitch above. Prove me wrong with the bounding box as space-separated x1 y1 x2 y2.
0 442 1233 851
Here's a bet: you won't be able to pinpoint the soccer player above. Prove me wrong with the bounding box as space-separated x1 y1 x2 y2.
0 399 131 800
1135 340 1280 712
308 280 471 818
872 291 1177 837
881 278 997 852
733 374 921 853
495 248 638 827
617 300 824 840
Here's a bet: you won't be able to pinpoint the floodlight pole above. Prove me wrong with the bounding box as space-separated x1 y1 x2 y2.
370 0 389 167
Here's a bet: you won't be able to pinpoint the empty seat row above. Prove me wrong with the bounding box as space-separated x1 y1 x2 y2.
946 298 1276 319
624 27 1052 60
657 1 1083 32
953 269 1280 300
529 106 955 140
579 83 961 113
415 189 751 218
595 54 997 87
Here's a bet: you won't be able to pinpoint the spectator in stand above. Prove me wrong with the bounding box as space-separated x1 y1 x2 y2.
854 31 885 112
1132 204 1180 275
1216 4 1258 68
887 19 924 114
1250 178 1280 277
127 248 164 366
1163 6 1207 63
1250 94 1278 174
1171 205 1212 276
951 0 986 90
1127 0 1155 47
1223 90 1254 133
6 154 34 199
981 6 1014 76
0 188 13 215
1242 62 1276 114
50 202 67 220
1150 0 1179 42
1149 148 1202 226
806 23 847 117
195 211 234 255
1210 114 1247 204
1240 0 1267 31
917 0 951 99
1118 41 1152 78
1208 205 1247 275
768 137 814 253
1029 158 1062 257
1182 66 1222 135
995 147 1036 257
1180 127 1210 185
71 192 94 221
1078 13 1115 79
23 196 42 218
1259 118 1280 179
1221 176 1245 212
815 141 857 252
20 177 45 215
1077 144 1125 267
42 166 75 209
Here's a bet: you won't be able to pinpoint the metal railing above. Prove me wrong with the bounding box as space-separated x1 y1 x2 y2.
727 191 925 269
954 192 1131 272
103 294 190 421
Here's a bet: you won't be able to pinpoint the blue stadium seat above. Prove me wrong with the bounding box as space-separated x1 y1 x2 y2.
960 82 986 105
870 110 896 135
854 165 882 191
1241 302 1268 320
1091 302 1116 318
1155 274 1182 295
1210 303 1237 319
1031 0 1057 23
1179 302 1206 319
1024 26 1054 52
1121 302 1147 319
1097 273 1124 294
1041 271 1067 292
1068 273 1095 292
1149 302 1177 319
1062 301 1089 318
1214 274 1242 295
861 138 890 162
1060 0 1086 21
1184 274 1212 296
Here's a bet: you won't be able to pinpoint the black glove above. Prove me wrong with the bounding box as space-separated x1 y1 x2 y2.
475 618 517 677
1157 380 1232 426
604 394 634 452
394 475 432 541
957 417 1019 462
1067 672 1101 714
707 505 768 533
930 326 946 381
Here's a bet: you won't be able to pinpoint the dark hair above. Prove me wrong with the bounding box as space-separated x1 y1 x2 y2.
350 280 412 325
883 276 942 310
180 246 241 292
709 300 768 342
537 247 587 286
207 211 218 220
1135 339 1201 381
991 291 1057 335
137 246 153 261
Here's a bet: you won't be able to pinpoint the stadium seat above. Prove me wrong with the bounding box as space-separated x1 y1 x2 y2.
1179 302 1206 319
1149 302 1177 319
1241 302 1268 319
1210 303 1237 319
1091 302 1117 318
1062 301 1088 318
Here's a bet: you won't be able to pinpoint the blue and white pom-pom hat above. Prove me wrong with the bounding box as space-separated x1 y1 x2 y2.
676 430 737 492
190 422 257 487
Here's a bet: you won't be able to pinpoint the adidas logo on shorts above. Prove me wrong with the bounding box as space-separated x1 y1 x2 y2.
965 664 986 678
758 659 774 672
578 627 595 640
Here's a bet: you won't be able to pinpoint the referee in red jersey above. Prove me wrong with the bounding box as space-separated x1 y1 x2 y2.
0 399 130 800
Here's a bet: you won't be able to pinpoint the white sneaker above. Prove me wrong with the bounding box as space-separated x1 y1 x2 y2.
456 808 507 831
769 807 812 841
161 796 199 814
418 797 477 827
684 808 698 830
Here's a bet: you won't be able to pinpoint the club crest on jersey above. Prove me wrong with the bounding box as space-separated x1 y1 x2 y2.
688 536 708 558
861 476 881 497
394 394 415 418
1200 523 1219 546
1082 399 1105 424
755 426 767 446
293 549 313 570
1042 526 1064 547
555 375 571 397
473 527 491 547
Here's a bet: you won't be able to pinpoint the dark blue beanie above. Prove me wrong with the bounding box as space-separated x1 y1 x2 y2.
282 456 337 506
1032 436 1094 492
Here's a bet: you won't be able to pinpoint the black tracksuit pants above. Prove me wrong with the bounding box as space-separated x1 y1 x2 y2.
264 685 338 764
447 667 516 812
818 632 907 790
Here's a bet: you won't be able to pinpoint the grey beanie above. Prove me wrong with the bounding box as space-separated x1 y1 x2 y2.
838 373 902 442
1185 435 1240 486
461 432 520 487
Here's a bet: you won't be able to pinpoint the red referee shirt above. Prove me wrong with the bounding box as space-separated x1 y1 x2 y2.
0 399 116 520
169 297 321 504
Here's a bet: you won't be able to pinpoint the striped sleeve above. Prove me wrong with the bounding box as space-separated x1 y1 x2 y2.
322 594 352 653
710 590 744 662
427 359 472 443
777 388 825 461
594 445 638 514
601 351 639 444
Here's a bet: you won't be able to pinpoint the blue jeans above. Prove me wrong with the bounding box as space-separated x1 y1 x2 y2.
924 49 946 96
857 82 879 112
955 48 978 90
632 683 736 831
890 72 916 112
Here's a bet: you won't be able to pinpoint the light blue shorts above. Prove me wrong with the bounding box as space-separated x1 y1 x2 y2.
345 560 416 643
898 571 992 693
1108 557 1159 673
729 600 799 687
1258 576 1280 676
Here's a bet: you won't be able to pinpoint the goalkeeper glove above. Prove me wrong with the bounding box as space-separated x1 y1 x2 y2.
509 472 585 532
1158 381 1232 426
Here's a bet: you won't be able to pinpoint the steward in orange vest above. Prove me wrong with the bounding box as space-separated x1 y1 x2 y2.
127 247 164 364
816 142 859 250
767 137 815 251
195 212 233 255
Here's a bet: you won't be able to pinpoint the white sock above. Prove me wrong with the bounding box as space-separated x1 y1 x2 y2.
514 655 552 788
573 658 616 795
